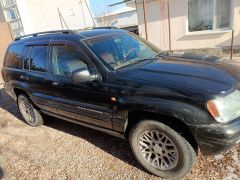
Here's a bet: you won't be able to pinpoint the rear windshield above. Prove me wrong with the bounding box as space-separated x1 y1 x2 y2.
4 44 24 69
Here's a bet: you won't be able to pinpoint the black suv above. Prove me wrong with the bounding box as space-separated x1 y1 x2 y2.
2 29 240 179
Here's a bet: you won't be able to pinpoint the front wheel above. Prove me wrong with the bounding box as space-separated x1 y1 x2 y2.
129 120 196 179
18 94 44 127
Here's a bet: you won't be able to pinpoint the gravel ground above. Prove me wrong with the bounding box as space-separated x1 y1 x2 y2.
0 88 239 180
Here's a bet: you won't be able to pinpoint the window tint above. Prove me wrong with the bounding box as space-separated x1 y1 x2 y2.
4 44 24 69
51 45 88 76
24 46 31 70
30 46 48 72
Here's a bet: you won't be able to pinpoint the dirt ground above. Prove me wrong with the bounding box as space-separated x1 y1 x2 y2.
0 88 239 180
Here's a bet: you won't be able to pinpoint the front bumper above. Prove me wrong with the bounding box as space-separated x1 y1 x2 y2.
193 119 240 155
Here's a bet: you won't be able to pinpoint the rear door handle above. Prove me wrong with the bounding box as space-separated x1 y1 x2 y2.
20 75 29 81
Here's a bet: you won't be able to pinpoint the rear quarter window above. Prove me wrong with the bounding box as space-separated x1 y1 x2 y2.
4 44 24 69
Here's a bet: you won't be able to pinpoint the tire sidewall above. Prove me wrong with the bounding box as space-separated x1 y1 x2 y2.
17 95 43 127
129 120 196 179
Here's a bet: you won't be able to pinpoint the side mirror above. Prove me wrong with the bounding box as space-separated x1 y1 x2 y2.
71 68 100 84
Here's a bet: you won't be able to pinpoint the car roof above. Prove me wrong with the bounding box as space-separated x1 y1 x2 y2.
10 28 126 45
79 28 125 38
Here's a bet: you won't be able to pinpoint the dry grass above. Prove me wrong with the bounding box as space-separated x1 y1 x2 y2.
0 89 239 180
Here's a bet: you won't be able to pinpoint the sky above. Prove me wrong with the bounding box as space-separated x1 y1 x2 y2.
89 0 125 17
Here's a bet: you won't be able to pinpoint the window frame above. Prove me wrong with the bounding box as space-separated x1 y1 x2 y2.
49 41 93 78
186 0 233 35
23 44 49 74
1 0 15 7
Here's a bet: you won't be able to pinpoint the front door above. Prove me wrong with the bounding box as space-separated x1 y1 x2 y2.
48 41 113 129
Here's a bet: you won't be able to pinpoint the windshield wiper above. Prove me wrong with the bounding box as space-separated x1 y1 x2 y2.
155 51 173 58
116 58 153 70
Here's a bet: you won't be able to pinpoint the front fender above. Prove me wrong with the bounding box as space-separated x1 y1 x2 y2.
112 97 215 134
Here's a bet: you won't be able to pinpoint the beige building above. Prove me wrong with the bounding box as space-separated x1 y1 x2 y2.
0 23 13 83
95 6 138 34
128 0 240 56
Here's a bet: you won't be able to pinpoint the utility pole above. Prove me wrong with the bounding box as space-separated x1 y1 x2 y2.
143 0 148 40
167 2 172 51
230 30 234 60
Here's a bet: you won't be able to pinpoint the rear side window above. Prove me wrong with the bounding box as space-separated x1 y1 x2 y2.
30 46 48 72
24 45 48 72
4 44 24 69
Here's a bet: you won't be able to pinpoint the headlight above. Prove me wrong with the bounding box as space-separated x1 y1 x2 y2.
207 90 240 123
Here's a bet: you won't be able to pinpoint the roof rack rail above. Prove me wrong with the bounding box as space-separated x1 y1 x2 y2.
14 30 75 41
92 26 118 30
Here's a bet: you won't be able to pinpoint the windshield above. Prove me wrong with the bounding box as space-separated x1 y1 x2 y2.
85 32 160 70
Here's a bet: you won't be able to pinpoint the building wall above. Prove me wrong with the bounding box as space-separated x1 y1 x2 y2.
95 10 138 28
16 0 94 34
136 0 170 50
0 23 13 83
136 0 240 51
0 0 24 38
0 3 6 22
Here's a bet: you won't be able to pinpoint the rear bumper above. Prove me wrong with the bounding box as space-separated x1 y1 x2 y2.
193 119 240 155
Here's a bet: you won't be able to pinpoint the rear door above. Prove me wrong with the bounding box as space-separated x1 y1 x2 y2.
47 41 114 129
22 43 58 113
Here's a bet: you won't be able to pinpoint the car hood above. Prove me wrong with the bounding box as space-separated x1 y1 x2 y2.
118 58 240 97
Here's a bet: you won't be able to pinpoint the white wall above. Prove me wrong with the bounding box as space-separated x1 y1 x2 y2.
136 0 240 50
95 10 138 28
16 0 95 34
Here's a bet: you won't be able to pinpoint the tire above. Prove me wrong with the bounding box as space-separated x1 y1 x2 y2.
129 120 196 179
17 94 44 127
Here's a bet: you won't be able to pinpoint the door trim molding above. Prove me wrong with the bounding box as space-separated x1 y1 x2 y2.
41 110 125 139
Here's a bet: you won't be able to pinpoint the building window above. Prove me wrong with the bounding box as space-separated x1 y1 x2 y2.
7 8 18 21
188 0 231 32
1 0 15 7
10 20 22 30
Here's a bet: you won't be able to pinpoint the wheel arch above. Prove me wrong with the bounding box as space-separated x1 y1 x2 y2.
13 88 29 99
125 110 199 154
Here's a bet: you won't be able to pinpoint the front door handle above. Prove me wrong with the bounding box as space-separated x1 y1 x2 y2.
52 82 59 87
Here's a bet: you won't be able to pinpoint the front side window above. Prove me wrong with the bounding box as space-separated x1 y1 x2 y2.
85 33 159 70
51 45 88 76
188 0 231 32
4 44 24 69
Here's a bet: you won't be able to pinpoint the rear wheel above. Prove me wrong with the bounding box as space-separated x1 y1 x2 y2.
129 120 196 179
17 94 43 127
